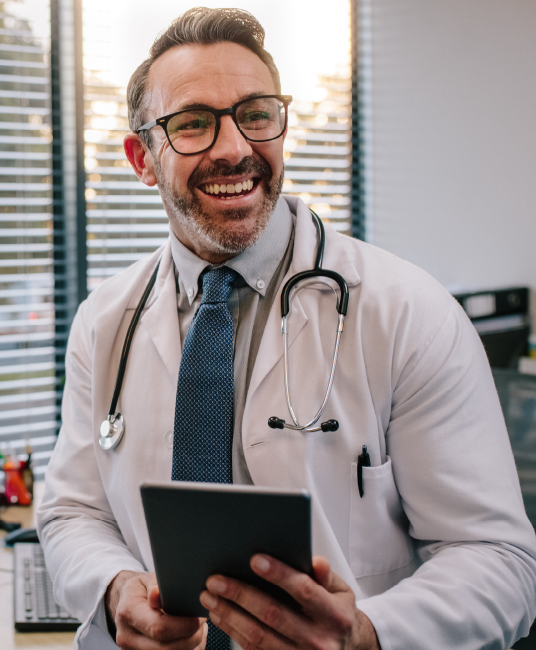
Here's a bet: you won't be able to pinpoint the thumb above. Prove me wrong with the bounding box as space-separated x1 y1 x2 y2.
148 584 162 610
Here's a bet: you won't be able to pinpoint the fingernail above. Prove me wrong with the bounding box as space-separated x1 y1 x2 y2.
252 555 271 573
208 577 226 594
200 592 217 609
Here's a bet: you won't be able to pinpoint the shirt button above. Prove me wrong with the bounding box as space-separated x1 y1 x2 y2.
187 288 194 298
256 279 265 290
164 430 173 449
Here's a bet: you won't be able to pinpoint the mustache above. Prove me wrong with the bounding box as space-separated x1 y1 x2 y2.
187 156 273 190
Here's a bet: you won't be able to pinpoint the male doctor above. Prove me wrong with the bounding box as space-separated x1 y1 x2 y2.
38 7 536 650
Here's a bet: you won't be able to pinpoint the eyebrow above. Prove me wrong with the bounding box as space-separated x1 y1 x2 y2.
172 91 271 114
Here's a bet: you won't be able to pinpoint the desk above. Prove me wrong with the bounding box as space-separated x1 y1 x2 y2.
0 482 76 649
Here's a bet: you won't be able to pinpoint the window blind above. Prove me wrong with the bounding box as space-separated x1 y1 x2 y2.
0 1 55 477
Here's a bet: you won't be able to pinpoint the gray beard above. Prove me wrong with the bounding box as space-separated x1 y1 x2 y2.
154 156 283 256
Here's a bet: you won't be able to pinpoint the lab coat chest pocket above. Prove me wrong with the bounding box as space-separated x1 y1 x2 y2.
349 456 415 578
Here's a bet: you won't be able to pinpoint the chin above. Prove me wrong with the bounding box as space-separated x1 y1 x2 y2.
193 218 265 256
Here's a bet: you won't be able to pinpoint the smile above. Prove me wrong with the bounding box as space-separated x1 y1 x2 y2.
199 178 257 199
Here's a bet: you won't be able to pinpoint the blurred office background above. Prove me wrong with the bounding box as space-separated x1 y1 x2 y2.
1 0 536 487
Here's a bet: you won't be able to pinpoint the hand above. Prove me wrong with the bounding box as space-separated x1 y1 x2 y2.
199 555 381 650
106 570 208 650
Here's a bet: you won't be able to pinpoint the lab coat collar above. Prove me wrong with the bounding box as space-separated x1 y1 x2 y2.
282 195 361 285
136 240 182 384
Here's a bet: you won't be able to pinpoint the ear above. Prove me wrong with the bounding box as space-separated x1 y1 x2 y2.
124 133 158 186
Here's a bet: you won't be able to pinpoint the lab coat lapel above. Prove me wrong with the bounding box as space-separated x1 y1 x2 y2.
138 241 182 384
245 203 316 399
247 280 308 399
247 196 361 399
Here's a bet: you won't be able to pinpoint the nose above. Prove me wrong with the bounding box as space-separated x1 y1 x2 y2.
208 114 253 165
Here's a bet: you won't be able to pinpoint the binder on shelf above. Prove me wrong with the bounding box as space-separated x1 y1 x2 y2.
452 287 530 368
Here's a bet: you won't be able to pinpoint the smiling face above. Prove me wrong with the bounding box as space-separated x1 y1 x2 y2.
127 42 285 262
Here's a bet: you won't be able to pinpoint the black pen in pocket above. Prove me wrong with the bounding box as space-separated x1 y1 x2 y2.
357 445 371 498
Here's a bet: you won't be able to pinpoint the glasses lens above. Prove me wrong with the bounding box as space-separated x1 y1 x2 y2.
236 97 286 141
166 110 216 154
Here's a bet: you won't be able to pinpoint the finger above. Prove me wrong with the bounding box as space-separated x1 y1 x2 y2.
312 556 349 594
250 555 353 619
120 597 205 645
116 623 206 650
119 577 204 642
220 619 293 650
201 591 296 650
202 579 313 646
312 556 331 589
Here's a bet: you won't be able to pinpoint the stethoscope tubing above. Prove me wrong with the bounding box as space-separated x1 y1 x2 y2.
282 313 345 431
107 259 161 418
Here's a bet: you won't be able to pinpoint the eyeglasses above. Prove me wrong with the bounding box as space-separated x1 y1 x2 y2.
137 94 292 156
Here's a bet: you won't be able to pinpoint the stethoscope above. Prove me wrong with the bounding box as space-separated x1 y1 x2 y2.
267 210 348 433
99 210 348 451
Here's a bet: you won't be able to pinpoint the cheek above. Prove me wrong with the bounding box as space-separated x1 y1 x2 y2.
265 146 285 177
161 156 198 190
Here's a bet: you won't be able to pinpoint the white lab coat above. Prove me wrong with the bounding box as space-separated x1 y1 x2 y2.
38 196 536 650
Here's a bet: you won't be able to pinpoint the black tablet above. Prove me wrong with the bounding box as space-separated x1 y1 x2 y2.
141 481 312 617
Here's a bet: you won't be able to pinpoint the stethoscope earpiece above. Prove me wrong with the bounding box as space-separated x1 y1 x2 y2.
268 416 339 433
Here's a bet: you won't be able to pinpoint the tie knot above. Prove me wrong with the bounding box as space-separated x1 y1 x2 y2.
200 266 238 304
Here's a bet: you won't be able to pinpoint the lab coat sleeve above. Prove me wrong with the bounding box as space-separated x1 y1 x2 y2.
356 302 536 650
36 302 145 643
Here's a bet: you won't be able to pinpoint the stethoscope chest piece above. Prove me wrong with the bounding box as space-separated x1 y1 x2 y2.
99 414 125 451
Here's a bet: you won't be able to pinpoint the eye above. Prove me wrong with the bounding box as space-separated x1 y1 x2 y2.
167 111 214 137
243 110 271 123
178 116 210 131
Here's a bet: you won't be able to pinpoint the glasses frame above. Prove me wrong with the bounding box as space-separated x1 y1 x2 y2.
137 94 293 156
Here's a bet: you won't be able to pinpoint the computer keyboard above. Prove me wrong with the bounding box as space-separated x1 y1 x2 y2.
14 542 80 632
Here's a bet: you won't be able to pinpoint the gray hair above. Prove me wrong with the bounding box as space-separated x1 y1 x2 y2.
127 7 281 147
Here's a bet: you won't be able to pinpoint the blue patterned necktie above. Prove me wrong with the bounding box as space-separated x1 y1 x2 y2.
172 266 237 650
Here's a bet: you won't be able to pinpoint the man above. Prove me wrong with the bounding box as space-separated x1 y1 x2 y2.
37 7 536 650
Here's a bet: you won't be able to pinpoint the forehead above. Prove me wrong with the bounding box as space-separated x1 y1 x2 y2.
146 42 277 117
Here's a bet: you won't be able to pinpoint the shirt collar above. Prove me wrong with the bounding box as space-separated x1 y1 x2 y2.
170 196 294 305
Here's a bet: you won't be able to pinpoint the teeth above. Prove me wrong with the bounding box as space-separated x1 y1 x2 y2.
203 179 255 196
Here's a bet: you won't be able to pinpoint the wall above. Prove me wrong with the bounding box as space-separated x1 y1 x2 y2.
360 0 536 309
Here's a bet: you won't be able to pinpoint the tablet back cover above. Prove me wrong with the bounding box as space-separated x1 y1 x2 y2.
141 483 312 617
